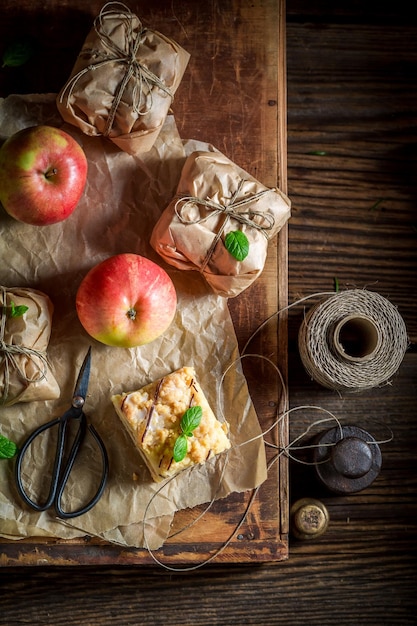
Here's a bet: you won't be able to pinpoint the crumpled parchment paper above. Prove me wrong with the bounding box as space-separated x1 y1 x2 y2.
0 94 267 550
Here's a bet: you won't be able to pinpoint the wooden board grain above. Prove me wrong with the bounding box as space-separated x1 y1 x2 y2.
0 0 288 567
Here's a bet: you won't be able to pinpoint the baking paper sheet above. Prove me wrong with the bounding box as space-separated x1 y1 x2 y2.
0 94 267 549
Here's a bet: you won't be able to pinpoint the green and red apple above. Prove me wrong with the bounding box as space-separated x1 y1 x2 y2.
0 125 87 226
76 253 177 348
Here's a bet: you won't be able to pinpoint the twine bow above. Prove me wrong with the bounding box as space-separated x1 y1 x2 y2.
174 180 276 272
59 1 174 136
0 287 48 404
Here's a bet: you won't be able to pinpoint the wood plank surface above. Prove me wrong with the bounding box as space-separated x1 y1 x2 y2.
1 1 417 625
0 0 289 567
286 6 417 341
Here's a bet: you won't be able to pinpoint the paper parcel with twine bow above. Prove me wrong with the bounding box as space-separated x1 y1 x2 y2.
0 286 60 407
56 2 190 155
0 94 267 551
150 150 291 297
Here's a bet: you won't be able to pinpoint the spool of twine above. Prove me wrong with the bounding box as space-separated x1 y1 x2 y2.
298 289 408 392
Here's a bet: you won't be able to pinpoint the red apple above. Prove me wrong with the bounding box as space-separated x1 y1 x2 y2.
0 125 87 226
76 253 177 348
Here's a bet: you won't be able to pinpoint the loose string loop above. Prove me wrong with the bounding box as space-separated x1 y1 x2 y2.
59 2 174 136
174 180 276 273
0 287 49 404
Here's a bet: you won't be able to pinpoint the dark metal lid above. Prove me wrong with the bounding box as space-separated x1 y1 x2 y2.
313 425 382 494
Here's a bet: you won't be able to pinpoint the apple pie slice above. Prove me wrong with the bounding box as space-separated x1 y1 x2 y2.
111 366 231 482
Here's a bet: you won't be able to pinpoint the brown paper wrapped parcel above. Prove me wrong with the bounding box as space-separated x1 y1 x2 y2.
56 2 190 155
0 286 59 406
150 150 291 297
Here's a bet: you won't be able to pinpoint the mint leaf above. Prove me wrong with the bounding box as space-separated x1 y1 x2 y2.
2 40 34 68
180 406 202 436
0 434 18 459
307 150 327 156
225 230 249 262
9 301 29 318
173 433 188 463
172 406 203 462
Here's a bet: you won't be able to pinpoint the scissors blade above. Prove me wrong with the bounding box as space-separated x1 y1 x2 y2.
73 346 92 401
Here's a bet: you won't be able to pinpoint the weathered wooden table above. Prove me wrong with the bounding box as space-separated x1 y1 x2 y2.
0 1 416 624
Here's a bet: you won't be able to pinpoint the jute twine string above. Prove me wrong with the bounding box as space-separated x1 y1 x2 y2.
298 289 408 392
142 289 401 570
174 180 276 273
0 286 48 404
59 2 174 136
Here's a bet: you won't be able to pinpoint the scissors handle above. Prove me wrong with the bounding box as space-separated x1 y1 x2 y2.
15 413 108 519
55 422 109 520
15 415 71 512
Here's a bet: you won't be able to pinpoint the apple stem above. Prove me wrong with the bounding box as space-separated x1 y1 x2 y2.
127 308 137 321
45 168 58 179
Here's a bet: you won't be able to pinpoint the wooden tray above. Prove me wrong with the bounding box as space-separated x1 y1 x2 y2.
0 0 289 567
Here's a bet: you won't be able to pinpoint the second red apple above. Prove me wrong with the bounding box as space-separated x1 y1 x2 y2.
76 253 177 348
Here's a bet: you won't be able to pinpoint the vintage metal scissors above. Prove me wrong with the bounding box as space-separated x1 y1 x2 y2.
15 347 109 519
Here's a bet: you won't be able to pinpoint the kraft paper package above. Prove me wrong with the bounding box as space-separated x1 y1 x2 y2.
0 286 60 406
150 150 291 297
56 2 190 155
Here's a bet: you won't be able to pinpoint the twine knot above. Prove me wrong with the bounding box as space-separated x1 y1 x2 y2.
174 180 276 272
1 288 48 404
59 1 174 136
